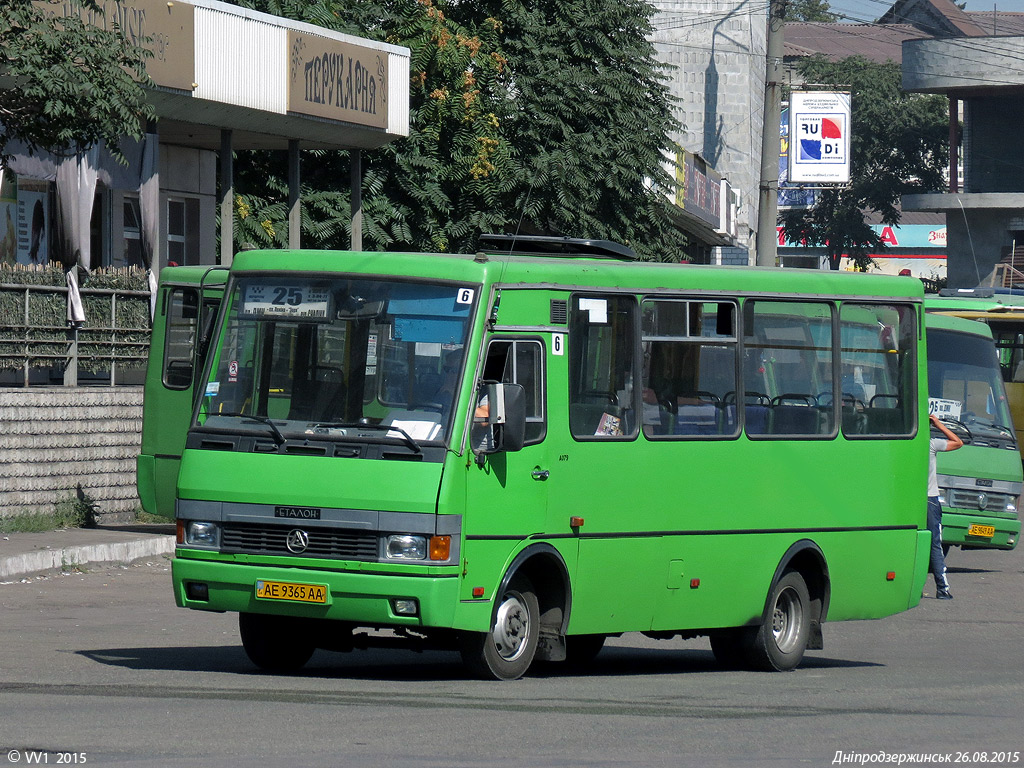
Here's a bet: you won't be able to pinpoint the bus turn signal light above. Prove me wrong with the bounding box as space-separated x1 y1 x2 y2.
472 587 485 598
886 571 896 581
570 516 584 528
429 536 451 561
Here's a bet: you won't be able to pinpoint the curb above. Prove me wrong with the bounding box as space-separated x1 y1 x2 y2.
0 536 175 580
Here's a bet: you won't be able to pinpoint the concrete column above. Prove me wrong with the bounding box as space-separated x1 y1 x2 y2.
220 129 234 266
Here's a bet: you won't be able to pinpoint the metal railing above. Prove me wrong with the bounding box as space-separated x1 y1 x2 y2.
0 282 151 386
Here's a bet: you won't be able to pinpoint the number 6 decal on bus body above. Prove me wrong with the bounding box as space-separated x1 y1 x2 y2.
457 288 475 304
552 333 565 355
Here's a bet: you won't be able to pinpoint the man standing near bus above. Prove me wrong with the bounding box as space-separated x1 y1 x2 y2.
928 413 964 599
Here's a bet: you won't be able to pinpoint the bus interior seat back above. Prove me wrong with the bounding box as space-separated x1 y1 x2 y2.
674 400 720 435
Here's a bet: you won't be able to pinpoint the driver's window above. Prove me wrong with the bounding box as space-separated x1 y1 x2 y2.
479 339 545 444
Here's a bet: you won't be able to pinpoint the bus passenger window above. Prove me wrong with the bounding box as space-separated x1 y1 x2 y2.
744 301 834 437
569 295 637 439
840 303 916 437
640 299 739 439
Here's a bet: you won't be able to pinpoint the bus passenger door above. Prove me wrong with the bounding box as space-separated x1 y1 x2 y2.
138 281 222 517
462 337 554 598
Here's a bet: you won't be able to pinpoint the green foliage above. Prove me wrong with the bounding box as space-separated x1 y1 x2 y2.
784 0 839 22
227 0 687 261
0 0 155 168
780 56 948 269
0 264 151 372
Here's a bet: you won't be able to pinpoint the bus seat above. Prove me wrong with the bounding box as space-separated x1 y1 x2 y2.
731 392 770 435
865 407 904 434
770 405 819 434
675 401 719 435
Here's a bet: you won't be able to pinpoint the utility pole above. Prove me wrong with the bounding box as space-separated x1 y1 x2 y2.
755 0 786 266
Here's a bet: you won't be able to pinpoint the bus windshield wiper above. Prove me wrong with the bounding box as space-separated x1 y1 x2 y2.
214 412 286 445
310 421 422 454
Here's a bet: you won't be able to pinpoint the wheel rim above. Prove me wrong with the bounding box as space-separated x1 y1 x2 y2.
491 591 531 662
771 586 804 654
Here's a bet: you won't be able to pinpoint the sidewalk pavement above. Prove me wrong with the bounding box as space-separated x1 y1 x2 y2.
0 523 176 580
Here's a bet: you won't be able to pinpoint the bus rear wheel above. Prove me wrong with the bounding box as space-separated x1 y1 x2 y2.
747 570 810 671
239 612 316 672
460 576 540 680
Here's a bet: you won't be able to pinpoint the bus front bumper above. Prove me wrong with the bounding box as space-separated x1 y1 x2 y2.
941 508 1020 551
172 555 462 628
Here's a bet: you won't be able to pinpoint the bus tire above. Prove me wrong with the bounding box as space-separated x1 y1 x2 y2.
238 612 315 672
747 570 811 671
459 576 540 680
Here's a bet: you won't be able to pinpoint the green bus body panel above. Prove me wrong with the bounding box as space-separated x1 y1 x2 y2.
172 558 460 627
938 444 1021 550
138 266 227 517
178 451 443 512
160 249 929 643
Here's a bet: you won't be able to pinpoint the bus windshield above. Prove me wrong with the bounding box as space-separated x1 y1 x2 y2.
194 276 475 445
927 327 1016 448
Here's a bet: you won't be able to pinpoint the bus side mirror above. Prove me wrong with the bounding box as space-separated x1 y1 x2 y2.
476 381 526 457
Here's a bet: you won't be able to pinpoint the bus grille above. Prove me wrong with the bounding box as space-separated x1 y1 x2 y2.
947 490 1012 513
220 523 379 560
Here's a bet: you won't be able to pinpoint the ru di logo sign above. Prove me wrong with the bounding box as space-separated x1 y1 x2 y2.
797 115 845 162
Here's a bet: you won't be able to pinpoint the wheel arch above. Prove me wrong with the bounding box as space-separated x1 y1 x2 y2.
764 539 831 650
499 543 572 636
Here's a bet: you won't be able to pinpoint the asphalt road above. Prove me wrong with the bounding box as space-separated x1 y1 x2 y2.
0 545 1022 768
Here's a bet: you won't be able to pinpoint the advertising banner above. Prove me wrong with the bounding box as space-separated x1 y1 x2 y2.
788 91 851 184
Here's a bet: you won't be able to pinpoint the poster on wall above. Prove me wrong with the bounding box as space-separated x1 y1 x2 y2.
16 179 49 265
788 91 852 184
0 171 17 266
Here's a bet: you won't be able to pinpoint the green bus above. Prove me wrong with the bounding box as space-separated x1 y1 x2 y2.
923 302 1022 554
142 238 931 679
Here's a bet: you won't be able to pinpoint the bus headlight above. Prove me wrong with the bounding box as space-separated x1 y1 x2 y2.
937 492 947 506
1006 500 1017 513
185 521 219 547
385 535 427 560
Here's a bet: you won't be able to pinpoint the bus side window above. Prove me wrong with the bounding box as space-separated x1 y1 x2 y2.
479 339 546 444
640 299 739 439
162 287 200 390
568 295 637 439
744 300 834 437
839 303 916 437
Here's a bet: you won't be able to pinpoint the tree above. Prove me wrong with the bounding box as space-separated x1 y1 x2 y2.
0 0 154 169
779 55 948 270
228 0 687 260
784 0 839 23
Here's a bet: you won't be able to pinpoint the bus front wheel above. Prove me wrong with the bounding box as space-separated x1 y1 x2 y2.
460 576 540 680
748 570 811 671
239 612 316 672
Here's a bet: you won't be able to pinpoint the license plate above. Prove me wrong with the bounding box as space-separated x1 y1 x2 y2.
968 524 996 538
255 580 328 604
